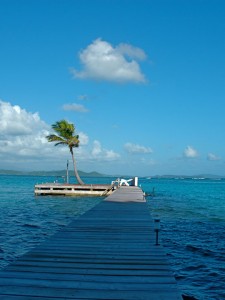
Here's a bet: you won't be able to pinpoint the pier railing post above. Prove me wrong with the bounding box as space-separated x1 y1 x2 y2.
154 219 160 245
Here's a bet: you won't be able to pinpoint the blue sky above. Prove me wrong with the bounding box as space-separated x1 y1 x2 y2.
0 0 225 176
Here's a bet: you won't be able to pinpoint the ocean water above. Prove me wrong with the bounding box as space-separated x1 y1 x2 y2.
142 177 225 300
0 175 225 299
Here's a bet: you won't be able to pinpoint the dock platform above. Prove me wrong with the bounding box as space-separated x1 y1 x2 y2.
0 186 182 299
34 183 114 196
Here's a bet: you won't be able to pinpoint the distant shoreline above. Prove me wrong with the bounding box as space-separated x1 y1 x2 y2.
0 169 107 177
0 169 224 179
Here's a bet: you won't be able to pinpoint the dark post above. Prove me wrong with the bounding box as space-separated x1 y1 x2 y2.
66 160 69 184
154 219 160 246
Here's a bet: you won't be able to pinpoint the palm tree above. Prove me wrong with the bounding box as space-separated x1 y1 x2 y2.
46 120 84 185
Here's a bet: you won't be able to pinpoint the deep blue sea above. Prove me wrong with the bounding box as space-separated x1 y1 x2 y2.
0 175 225 300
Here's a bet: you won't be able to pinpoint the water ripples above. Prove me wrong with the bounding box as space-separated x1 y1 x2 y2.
1 176 225 299
0 176 102 269
143 178 225 300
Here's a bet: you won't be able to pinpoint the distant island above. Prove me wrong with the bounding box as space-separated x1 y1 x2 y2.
0 169 224 179
0 169 108 177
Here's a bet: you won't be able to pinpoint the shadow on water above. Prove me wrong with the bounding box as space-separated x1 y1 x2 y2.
182 295 198 300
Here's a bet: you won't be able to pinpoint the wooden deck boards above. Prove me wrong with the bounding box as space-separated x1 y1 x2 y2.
0 186 182 299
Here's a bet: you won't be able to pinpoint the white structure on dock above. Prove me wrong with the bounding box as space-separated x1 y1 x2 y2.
111 177 138 187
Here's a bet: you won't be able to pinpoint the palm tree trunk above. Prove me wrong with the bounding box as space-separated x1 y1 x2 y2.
71 149 84 185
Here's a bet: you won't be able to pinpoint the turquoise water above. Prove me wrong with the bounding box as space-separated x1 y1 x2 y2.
0 175 225 299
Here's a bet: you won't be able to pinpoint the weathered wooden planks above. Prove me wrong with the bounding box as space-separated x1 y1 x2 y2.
106 186 145 202
0 186 182 299
34 183 114 196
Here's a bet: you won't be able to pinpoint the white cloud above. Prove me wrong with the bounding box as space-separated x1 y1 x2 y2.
116 43 147 60
183 146 198 158
124 142 153 154
63 103 89 112
71 38 147 83
105 150 120 160
0 100 88 164
92 140 102 156
78 132 89 145
0 100 120 169
207 153 221 161
0 100 54 163
91 140 120 161
0 100 47 136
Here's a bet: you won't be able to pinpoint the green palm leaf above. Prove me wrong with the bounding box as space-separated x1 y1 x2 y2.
46 120 84 185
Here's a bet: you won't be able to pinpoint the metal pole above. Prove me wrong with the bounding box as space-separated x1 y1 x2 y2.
66 160 69 184
155 229 159 245
154 219 160 246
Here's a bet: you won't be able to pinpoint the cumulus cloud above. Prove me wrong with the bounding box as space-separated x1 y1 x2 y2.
207 153 221 161
124 142 153 154
63 103 89 112
92 140 102 156
78 132 89 145
71 38 147 83
116 43 147 60
0 100 54 162
91 140 120 161
0 100 47 136
0 100 120 169
0 100 88 163
183 146 198 158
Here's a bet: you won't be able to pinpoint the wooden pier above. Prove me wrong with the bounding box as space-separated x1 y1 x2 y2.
0 186 182 299
34 183 115 197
